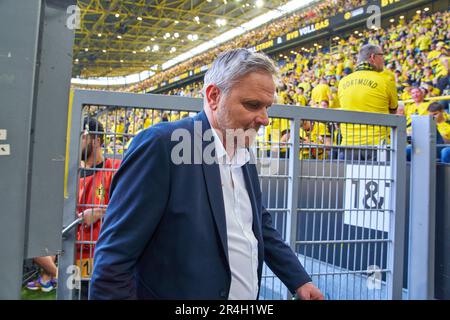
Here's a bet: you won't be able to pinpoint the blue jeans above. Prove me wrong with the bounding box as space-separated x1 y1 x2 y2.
406 145 450 164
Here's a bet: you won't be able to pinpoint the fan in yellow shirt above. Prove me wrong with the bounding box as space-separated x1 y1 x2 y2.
404 87 430 135
311 78 332 106
428 102 450 143
415 31 432 52
293 87 308 107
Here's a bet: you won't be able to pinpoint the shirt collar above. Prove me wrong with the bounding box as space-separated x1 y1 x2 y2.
210 126 250 168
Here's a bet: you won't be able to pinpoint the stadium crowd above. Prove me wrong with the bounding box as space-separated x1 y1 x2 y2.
165 10 449 106
76 7 450 164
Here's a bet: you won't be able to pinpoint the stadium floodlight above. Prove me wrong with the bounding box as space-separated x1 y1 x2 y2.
216 19 227 27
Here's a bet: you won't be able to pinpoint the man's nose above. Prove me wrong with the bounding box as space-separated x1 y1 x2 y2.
257 108 270 126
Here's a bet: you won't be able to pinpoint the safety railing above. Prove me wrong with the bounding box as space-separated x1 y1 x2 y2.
57 90 407 300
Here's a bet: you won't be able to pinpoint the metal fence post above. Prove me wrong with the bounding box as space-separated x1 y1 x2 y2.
57 93 83 300
389 119 407 299
407 115 436 300
286 117 301 300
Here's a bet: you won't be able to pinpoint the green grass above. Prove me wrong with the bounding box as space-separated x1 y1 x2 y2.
21 287 56 300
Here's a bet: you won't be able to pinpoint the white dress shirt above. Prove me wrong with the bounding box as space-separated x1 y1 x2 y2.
211 128 259 300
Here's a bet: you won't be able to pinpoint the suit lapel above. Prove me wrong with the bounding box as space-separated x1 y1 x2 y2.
242 163 262 243
242 162 264 290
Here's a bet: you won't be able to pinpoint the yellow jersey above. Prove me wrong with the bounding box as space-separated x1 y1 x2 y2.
416 34 432 51
311 84 331 104
437 113 450 142
338 70 398 145
293 94 308 107
404 102 430 134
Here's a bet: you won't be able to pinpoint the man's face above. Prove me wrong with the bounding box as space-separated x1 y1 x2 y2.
411 88 425 103
210 71 275 148
80 133 93 162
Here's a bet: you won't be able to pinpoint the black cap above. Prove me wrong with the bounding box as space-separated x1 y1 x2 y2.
83 117 104 143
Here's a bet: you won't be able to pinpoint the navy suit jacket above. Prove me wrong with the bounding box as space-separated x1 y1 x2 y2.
89 111 311 300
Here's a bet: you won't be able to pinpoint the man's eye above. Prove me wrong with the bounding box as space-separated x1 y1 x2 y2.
246 103 259 109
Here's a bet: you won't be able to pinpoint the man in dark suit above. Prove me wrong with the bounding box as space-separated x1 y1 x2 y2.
89 48 323 300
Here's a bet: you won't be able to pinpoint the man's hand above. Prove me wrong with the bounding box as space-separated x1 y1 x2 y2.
296 282 325 300
79 208 105 226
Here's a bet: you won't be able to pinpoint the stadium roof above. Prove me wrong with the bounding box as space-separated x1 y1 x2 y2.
72 0 309 81
73 0 319 85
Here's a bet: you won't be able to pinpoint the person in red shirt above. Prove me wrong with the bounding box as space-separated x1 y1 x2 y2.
76 117 121 299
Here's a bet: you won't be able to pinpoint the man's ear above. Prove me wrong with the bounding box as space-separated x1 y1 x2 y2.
205 84 221 111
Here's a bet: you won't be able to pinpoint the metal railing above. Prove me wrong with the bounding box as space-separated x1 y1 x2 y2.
57 90 407 300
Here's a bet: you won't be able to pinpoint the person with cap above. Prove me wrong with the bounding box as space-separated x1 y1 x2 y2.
75 117 121 299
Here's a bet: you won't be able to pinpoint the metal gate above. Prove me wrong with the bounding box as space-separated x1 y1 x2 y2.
58 90 406 300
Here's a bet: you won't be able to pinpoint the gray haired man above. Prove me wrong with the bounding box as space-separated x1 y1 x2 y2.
90 48 323 300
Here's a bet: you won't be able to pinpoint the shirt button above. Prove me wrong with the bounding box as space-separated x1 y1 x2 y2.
219 290 227 298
